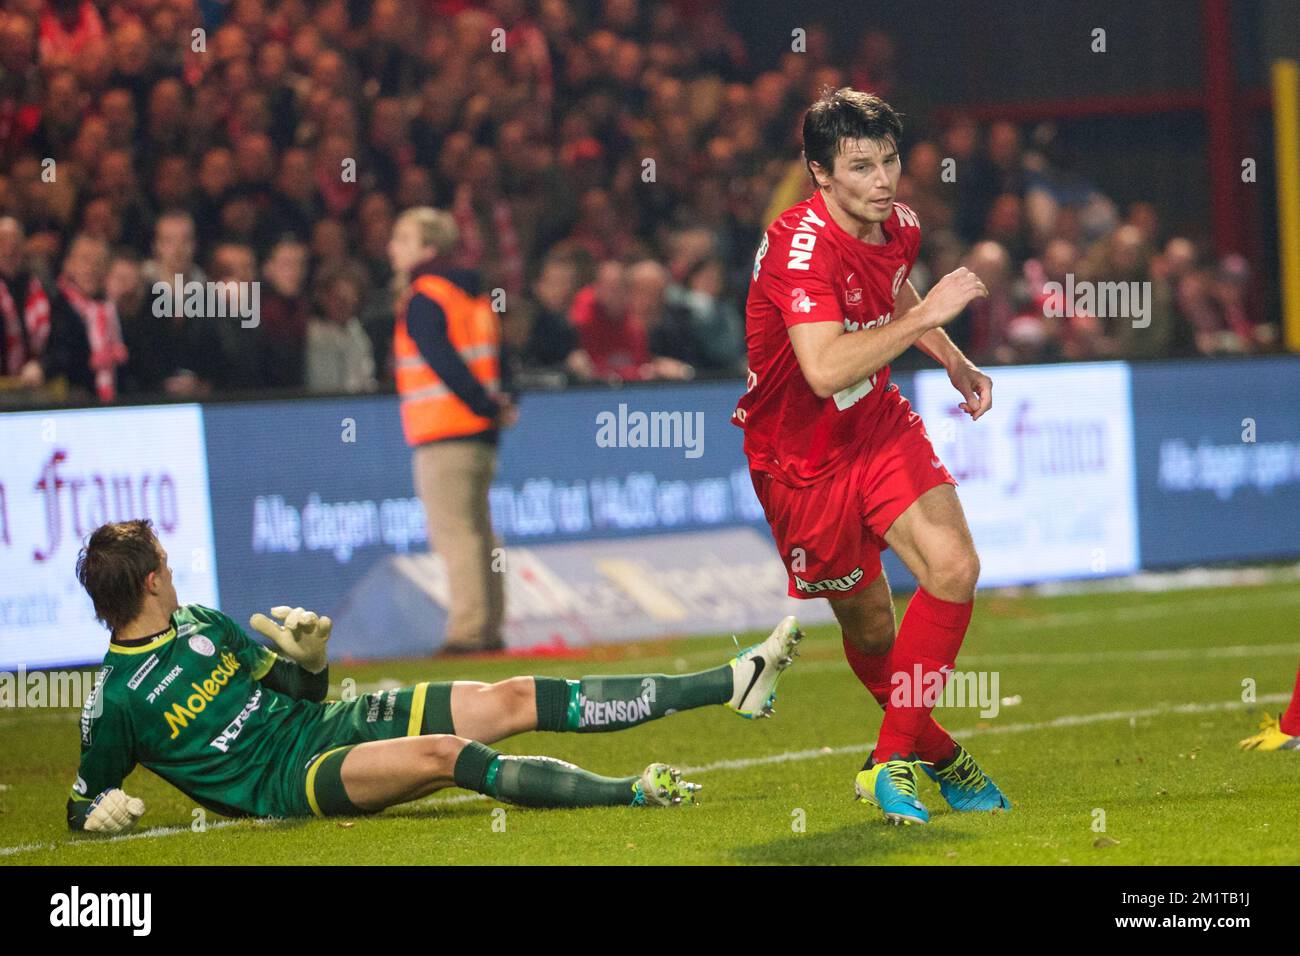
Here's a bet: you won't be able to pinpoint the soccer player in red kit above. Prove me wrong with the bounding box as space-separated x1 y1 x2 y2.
735 87 1012 824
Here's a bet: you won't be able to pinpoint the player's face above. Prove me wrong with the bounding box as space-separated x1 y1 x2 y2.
815 136 901 230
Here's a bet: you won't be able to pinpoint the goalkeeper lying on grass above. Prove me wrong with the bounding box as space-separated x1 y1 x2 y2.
67 519 803 833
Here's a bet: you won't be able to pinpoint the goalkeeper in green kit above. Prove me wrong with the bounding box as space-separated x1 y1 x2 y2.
67 519 803 833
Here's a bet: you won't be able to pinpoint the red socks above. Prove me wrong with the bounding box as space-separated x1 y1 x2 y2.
1280 660 1300 737
837 587 972 764
853 587 971 764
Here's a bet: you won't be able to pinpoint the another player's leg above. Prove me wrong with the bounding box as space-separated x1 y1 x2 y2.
864 483 1010 821
447 617 804 743
309 736 699 817
1239 658 1300 751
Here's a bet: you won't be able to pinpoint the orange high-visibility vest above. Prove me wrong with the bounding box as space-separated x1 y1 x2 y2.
394 273 501 446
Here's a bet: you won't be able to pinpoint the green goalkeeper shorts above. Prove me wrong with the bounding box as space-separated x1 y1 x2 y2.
277 681 457 818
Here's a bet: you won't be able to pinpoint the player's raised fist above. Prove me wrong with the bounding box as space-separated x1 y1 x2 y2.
919 266 989 330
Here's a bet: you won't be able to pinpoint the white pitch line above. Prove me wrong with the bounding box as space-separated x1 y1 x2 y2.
3 692 1286 857
0 818 291 858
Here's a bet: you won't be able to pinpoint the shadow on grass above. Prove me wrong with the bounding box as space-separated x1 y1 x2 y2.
730 820 976 865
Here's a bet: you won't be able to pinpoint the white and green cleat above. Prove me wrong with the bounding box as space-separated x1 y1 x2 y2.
631 763 701 807
728 615 804 719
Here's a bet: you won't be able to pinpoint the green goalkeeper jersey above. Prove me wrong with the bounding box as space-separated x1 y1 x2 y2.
67 604 330 829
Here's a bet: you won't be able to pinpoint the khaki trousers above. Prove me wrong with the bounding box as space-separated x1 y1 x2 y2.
412 439 505 650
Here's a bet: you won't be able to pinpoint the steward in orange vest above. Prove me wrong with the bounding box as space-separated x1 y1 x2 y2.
393 260 509 445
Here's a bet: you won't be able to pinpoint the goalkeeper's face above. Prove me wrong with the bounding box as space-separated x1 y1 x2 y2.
150 545 180 616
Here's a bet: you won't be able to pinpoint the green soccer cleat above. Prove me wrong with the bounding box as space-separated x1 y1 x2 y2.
1238 713 1300 751
922 742 1012 812
631 763 701 807
728 616 804 719
854 757 930 825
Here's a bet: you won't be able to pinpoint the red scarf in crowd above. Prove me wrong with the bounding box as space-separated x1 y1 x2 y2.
59 277 127 401
0 274 50 376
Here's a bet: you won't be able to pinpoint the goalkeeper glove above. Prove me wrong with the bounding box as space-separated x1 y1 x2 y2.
250 606 331 673
85 788 146 834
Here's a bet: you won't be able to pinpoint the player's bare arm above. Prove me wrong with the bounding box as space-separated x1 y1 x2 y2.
898 279 995 421
787 266 989 399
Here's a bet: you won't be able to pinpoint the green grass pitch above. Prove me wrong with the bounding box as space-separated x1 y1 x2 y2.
3 580 1299 865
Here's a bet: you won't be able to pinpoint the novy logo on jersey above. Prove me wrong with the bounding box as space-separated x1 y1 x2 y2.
791 288 815 313
753 234 769 280
786 207 826 271
163 651 241 739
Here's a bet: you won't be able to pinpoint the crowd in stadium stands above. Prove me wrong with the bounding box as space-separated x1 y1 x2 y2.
0 0 1279 405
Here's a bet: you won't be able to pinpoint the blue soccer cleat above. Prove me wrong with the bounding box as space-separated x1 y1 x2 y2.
922 742 1012 812
854 756 930 825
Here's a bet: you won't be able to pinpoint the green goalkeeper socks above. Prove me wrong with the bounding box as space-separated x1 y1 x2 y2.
533 667 733 733
453 740 639 807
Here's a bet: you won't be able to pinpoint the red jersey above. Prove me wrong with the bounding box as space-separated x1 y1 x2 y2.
734 190 922 487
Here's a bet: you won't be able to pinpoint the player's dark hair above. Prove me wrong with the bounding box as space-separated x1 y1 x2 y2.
76 520 162 634
803 87 903 180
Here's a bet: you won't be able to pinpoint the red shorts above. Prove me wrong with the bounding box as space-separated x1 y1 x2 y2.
750 385 956 600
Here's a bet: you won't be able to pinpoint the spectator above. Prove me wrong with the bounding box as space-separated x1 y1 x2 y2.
668 255 745 373
258 234 310 388
207 240 259 388
519 252 580 372
960 241 1017 365
44 233 126 401
143 210 205 288
566 259 644 382
0 215 50 390
628 258 694 378
117 246 224 397
305 261 377 393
